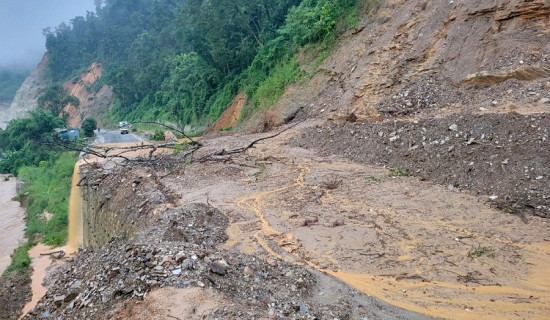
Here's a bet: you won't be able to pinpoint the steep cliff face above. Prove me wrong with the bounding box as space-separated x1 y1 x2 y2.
0 56 49 129
63 63 113 128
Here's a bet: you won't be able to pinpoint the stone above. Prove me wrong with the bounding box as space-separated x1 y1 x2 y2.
217 259 229 267
164 131 177 142
41 311 51 318
244 266 254 276
64 291 79 303
175 253 186 263
172 268 182 275
210 261 227 276
538 98 550 104
53 295 66 307
182 258 194 270
449 124 458 131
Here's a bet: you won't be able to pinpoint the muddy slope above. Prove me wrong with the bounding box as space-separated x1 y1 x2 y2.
297 0 550 117
0 272 30 319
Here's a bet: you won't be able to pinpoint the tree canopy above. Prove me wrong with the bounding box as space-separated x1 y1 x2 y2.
42 0 366 127
0 110 65 174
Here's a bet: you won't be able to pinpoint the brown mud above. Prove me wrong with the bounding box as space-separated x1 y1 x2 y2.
165 122 550 319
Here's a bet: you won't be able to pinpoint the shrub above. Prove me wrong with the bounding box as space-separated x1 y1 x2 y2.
81 118 97 137
150 129 165 141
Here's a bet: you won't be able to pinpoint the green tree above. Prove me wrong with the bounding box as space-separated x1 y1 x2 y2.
0 110 64 174
38 84 80 117
81 118 97 137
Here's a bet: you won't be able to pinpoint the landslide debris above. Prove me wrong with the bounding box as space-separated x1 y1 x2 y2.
293 112 549 218
27 183 411 320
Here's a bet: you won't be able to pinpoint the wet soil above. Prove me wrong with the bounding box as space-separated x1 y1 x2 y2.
0 272 30 320
160 122 549 319
27 201 427 320
292 112 550 218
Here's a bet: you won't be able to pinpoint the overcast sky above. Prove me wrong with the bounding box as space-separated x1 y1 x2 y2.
0 0 95 69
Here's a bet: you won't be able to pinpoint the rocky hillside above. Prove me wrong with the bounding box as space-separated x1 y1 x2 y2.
0 56 49 129
269 0 550 217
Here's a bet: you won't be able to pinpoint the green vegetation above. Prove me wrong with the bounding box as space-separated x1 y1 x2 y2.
41 0 374 128
365 175 381 183
469 246 496 259
18 152 76 246
389 167 409 177
0 110 65 175
2 242 32 276
81 118 97 137
37 84 80 117
3 151 76 275
150 129 165 141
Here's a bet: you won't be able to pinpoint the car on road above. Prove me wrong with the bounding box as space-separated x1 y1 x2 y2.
120 124 129 134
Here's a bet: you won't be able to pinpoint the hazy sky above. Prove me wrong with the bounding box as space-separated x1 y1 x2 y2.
0 0 95 69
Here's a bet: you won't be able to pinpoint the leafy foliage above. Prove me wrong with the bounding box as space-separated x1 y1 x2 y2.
150 129 165 141
18 152 77 246
81 118 97 137
2 242 31 276
0 110 64 174
43 0 370 126
37 84 80 117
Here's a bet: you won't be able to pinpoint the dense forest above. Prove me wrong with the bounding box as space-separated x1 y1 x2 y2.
0 0 377 174
42 0 376 126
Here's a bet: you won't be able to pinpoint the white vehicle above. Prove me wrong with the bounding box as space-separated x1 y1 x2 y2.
119 121 130 134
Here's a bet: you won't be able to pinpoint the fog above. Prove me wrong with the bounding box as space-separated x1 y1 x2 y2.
0 0 95 69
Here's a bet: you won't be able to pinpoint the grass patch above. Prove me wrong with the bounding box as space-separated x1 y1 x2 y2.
469 246 496 259
389 168 408 177
251 58 300 111
365 175 381 183
18 152 77 246
2 242 32 276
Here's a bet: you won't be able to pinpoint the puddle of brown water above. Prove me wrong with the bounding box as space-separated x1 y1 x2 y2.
0 176 25 274
19 244 54 319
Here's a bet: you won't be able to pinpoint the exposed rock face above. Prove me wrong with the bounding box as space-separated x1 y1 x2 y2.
63 63 113 128
0 55 49 129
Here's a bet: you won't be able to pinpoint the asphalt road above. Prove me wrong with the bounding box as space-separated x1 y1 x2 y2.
94 129 143 144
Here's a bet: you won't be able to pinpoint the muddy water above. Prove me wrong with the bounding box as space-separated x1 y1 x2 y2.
0 176 25 274
67 163 83 253
19 244 53 319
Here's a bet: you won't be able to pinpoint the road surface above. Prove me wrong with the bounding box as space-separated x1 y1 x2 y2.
94 129 143 144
